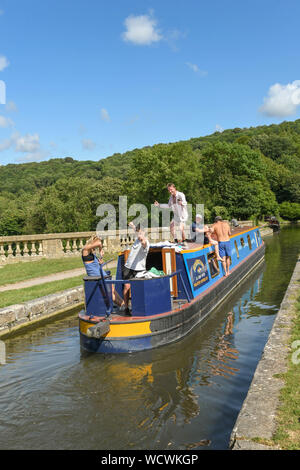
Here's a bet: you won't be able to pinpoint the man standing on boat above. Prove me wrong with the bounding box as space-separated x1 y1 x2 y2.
210 216 232 277
154 183 188 245
122 222 150 315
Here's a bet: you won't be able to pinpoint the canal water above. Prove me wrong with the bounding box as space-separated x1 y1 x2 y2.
0 226 299 450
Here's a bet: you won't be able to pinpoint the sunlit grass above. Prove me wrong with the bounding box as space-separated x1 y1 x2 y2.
0 276 84 308
0 266 117 308
0 253 116 286
272 294 300 449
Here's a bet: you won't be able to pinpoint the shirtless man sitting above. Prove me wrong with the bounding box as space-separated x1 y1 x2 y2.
210 216 232 277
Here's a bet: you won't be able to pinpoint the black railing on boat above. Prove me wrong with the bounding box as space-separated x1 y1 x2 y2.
83 269 191 316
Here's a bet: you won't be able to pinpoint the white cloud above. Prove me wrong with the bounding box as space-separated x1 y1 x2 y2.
82 138 96 150
0 55 9 71
0 131 49 162
0 115 14 128
215 124 224 133
15 133 40 152
122 13 163 45
259 80 300 117
100 108 110 122
5 101 17 112
186 62 207 76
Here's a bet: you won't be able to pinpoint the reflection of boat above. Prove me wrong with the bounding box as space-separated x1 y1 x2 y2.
79 227 265 354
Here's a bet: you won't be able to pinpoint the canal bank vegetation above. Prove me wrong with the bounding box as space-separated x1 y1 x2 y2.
0 119 300 236
0 257 83 286
0 275 84 308
0 252 116 287
249 292 300 450
272 293 300 450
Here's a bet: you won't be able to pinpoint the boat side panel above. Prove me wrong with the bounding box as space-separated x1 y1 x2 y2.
80 243 265 353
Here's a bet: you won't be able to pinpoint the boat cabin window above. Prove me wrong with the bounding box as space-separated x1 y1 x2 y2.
256 230 260 245
146 247 178 297
247 235 252 250
145 248 164 272
207 252 220 278
234 240 239 258
240 237 245 247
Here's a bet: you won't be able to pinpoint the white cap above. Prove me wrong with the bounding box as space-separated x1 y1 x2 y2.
196 214 202 219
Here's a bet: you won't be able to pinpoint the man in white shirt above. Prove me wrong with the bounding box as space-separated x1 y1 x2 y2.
154 183 188 244
122 222 150 315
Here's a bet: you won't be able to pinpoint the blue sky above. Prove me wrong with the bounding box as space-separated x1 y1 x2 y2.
0 0 300 165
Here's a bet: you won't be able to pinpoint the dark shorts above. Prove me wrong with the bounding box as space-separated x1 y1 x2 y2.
122 266 138 280
218 241 231 258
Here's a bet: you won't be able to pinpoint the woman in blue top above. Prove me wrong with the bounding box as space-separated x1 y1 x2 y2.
82 235 124 308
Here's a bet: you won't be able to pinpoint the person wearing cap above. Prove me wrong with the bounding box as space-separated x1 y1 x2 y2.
154 183 188 245
210 216 232 277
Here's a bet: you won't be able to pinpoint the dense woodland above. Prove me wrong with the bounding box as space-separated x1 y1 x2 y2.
1 119 300 236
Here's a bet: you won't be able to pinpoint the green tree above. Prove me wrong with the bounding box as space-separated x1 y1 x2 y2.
279 202 300 221
199 142 277 218
126 142 203 209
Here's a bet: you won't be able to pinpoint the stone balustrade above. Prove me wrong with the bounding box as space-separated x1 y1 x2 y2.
0 221 254 266
0 227 171 265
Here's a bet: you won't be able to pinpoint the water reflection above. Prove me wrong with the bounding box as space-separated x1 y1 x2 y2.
0 226 299 450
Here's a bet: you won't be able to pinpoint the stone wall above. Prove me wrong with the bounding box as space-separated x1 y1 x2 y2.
0 286 84 338
230 254 300 450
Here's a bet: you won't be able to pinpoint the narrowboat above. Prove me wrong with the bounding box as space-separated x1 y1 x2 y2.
79 226 265 354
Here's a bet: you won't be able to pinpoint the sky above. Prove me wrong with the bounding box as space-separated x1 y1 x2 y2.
0 0 300 165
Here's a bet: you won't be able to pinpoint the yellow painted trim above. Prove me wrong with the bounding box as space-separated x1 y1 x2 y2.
80 318 151 338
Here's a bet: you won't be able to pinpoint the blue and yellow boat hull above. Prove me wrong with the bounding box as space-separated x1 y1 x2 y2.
79 227 265 354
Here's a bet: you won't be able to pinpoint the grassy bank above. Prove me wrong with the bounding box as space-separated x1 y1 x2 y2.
0 253 116 286
0 266 117 308
271 294 300 449
0 275 84 308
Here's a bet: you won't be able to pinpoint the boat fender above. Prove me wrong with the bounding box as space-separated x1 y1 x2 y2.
87 318 110 338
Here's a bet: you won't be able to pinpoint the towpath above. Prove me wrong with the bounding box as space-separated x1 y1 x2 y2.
0 260 117 292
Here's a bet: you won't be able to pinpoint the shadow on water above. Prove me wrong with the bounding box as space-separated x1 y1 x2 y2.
0 226 299 450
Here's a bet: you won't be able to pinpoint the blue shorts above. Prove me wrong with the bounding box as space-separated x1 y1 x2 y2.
218 241 231 258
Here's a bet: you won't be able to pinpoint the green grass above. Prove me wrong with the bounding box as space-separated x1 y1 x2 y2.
271 294 300 450
0 266 117 308
0 276 84 308
0 253 116 286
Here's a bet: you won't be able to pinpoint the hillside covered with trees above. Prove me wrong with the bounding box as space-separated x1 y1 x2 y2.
1 119 300 235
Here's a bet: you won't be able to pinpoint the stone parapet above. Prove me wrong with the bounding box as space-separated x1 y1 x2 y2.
229 254 300 450
0 286 84 338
